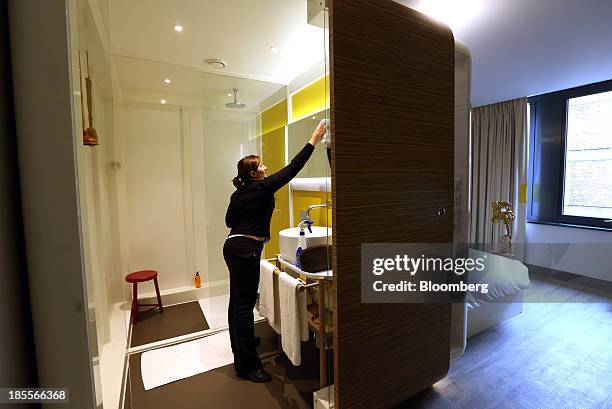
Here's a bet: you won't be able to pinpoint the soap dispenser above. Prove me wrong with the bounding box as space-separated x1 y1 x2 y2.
194 271 201 288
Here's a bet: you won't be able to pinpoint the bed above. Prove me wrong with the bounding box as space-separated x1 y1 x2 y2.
465 249 531 338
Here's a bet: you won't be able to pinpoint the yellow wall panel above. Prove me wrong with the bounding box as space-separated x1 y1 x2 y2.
261 99 288 135
291 75 330 122
292 190 332 228
268 186 289 258
262 127 288 257
259 76 333 258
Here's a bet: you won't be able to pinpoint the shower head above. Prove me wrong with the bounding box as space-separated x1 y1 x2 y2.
225 88 246 109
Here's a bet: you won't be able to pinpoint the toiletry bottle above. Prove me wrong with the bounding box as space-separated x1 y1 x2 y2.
194 271 201 288
296 219 313 269
296 232 306 269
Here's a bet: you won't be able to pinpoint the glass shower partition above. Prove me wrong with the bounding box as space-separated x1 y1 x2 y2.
68 0 131 406
197 71 285 330
285 4 332 402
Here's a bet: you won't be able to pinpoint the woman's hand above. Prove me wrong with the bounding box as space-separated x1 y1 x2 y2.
309 120 327 146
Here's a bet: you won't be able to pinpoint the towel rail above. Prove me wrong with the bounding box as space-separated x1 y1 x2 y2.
272 267 319 292
264 256 320 292
262 255 328 388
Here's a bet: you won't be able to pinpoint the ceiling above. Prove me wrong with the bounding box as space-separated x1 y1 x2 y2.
109 0 326 85
113 55 284 112
108 0 612 108
401 0 612 106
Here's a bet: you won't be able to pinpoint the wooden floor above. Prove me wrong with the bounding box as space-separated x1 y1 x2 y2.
399 272 612 409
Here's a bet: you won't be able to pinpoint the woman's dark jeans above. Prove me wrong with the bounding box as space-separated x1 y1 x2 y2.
223 236 264 373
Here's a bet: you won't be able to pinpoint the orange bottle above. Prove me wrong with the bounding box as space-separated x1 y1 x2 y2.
194 271 201 288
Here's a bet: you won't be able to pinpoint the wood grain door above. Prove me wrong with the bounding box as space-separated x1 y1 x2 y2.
330 0 455 407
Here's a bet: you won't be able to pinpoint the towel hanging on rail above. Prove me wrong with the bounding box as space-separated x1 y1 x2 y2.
258 260 278 331
278 272 309 366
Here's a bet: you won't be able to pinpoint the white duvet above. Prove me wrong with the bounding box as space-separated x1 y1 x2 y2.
465 249 530 309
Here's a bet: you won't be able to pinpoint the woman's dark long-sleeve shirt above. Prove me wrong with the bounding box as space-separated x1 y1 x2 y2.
225 143 314 239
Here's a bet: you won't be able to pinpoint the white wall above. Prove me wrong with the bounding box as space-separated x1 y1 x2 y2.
122 103 196 291
525 223 612 282
117 103 257 293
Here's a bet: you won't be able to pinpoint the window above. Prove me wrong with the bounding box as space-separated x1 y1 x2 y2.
563 91 612 220
528 80 612 230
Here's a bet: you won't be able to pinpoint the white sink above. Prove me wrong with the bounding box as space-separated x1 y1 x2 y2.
279 226 332 264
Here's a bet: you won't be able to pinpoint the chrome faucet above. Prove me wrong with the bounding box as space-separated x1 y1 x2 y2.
305 202 332 223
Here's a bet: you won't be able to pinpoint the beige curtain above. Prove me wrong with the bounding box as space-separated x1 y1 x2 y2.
470 98 528 258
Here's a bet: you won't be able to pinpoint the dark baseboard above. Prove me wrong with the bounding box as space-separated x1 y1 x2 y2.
525 263 612 295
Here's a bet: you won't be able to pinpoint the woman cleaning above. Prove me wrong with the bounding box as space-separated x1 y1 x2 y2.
224 120 326 383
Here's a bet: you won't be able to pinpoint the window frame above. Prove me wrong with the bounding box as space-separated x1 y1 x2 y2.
528 79 612 231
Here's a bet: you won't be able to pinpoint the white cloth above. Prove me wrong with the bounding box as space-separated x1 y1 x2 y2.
258 260 277 330
140 331 234 390
278 272 309 366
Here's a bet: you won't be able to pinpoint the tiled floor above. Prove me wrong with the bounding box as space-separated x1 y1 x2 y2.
198 293 262 330
129 301 209 347
401 273 612 409
125 321 321 409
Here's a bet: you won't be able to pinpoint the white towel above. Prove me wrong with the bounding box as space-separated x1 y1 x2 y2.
258 260 278 331
278 272 309 366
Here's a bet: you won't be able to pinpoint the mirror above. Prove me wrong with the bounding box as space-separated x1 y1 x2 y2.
288 109 330 178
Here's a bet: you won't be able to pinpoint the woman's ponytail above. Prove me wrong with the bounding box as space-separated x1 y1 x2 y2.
232 176 246 189
232 155 261 189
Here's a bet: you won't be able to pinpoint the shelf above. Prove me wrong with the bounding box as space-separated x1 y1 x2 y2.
290 177 331 192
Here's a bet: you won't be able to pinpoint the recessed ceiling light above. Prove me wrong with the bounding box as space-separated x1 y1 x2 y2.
160 99 167 104
270 46 279 54
164 78 171 84
173 24 184 32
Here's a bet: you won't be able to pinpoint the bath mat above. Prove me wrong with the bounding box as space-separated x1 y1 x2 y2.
130 301 209 347
140 331 234 390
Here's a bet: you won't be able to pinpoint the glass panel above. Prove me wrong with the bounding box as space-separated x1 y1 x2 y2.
68 0 129 406
199 71 284 328
563 91 612 219
322 4 334 405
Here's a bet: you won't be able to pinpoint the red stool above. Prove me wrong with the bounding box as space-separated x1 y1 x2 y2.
125 270 164 324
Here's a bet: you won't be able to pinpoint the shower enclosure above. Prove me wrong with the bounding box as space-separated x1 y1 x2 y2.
112 59 290 329
37 0 332 406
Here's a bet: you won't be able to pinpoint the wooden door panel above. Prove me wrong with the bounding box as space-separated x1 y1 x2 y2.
330 0 455 407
